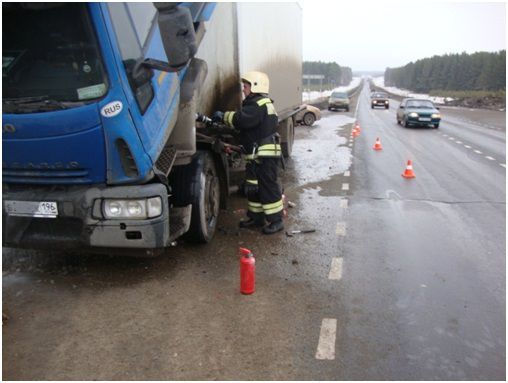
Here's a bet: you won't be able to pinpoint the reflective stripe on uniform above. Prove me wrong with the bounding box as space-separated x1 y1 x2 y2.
256 98 277 116
256 98 271 106
245 154 256 161
256 143 282 157
246 179 258 185
266 103 276 115
224 111 235 127
248 201 263 213
263 199 283 215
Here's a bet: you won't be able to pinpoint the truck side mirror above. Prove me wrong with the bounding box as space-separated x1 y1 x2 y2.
155 3 197 69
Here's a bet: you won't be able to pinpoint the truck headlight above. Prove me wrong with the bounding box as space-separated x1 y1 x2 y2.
408 112 419 118
103 197 162 219
431 113 441 119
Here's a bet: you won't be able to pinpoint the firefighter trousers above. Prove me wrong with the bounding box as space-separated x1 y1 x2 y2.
245 157 283 223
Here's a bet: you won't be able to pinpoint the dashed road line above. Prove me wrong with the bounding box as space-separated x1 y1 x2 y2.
339 199 348 209
328 258 343 280
344 171 350 177
342 183 349 191
441 135 500 165
315 318 337 360
335 222 346 236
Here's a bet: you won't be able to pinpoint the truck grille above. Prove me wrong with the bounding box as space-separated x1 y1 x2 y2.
2 168 91 184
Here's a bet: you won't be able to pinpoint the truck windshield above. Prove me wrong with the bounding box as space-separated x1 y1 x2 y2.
3 3 108 113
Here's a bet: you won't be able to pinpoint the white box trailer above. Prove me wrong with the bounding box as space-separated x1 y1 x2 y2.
195 2 303 156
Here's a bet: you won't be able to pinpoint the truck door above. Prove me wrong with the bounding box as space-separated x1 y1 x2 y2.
105 3 180 165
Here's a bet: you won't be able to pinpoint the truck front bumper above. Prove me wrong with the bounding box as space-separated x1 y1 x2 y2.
2 183 184 251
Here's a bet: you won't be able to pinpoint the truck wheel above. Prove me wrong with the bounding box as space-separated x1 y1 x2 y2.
303 112 316 126
280 118 294 158
188 151 219 243
181 151 220 243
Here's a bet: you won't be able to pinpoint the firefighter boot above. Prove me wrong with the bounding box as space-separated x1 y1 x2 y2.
239 217 265 228
262 220 284 235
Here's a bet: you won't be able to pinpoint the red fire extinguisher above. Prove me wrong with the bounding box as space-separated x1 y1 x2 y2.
239 247 255 295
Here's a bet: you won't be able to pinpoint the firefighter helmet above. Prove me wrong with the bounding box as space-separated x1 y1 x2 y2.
241 71 269 94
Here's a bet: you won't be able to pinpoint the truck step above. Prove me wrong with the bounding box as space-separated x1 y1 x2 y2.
155 145 177 176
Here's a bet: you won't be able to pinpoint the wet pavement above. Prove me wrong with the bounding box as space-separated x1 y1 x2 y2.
2 84 505 380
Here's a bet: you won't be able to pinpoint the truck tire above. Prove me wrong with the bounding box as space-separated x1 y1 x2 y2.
171 151 220 243
280 118 294 158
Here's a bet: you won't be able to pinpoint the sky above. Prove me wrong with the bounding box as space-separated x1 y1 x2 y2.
301 0 506 72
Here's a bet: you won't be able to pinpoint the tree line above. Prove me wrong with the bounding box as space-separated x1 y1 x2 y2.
303 61 353 87
384 50 505 93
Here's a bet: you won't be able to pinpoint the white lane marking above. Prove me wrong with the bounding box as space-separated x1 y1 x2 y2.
485 156 495 161
315 318 337 360
336 222 346 236
464 145 472 149
328 258 343 280
344 171 350 177
348 143 353 147
448 137 455 140
474 150 483 154
342 183 349 191
456 141 463 144
500 164 506 168
339 199 348 209
443 134 449 137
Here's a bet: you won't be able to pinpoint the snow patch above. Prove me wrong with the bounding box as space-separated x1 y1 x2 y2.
372 76 453 105
302 77 362 103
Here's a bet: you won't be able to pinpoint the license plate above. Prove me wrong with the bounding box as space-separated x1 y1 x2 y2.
4 201 58 218
419 117 431 122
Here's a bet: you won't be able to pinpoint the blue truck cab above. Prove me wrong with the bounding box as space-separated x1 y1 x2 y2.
2 3 221 254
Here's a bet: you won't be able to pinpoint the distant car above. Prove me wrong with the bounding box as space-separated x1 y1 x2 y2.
328 92 350 112
396 98 441 128
371 92 389 109
295 104 321 126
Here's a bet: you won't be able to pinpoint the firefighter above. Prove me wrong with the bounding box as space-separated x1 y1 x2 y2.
212 71 284 234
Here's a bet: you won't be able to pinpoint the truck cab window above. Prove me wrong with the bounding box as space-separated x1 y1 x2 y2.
2 3 108 113
108 3 156 114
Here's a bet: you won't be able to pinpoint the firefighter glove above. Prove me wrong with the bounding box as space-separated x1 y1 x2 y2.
212 111 224 123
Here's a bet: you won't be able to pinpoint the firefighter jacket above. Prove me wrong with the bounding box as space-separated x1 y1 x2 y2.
223 93 281 157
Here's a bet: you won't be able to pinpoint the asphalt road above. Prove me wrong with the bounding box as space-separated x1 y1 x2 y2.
2 84 505 380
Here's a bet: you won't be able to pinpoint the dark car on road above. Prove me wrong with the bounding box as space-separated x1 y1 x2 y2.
371 92 389 109
396 98 441 128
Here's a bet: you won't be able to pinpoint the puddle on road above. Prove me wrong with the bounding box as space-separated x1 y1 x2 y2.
293 113 355 184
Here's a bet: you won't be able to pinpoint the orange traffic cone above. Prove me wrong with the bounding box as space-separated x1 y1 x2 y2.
372 137 383 150
352 127 360 137
355 122 361 132
402 160 416 178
